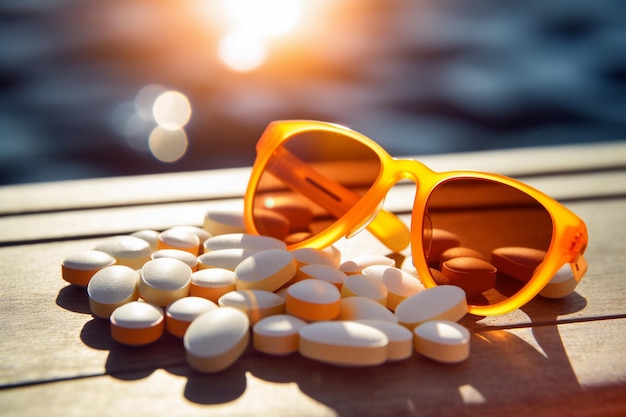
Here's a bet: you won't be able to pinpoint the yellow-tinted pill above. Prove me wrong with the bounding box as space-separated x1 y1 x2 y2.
337 297 398 323
157 228 201 255
110 301 164 346
139 258 192 307
395 286 468 330
203 209 247 236
218 289 285 325
94 235 152 270
62 250 116 287
413 320 470 364
362 265 425 311
286 279 341 322
356 319 413 362
440 257 497 298
87 265 139 319
184 307 250 373
165 297 218 338
234 249 297 292
491 246 547 283
203 233 286 253
189 268 236 302
341 274 388 306
253 314 307 356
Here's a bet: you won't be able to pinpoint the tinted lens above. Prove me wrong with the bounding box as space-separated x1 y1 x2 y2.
252 130 382 244
424 178 553 306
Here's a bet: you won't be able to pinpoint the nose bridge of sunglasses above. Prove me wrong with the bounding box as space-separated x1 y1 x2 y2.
267 147 410 252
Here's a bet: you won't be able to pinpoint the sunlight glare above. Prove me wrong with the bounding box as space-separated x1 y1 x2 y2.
218 31 266 72
221 0 302 36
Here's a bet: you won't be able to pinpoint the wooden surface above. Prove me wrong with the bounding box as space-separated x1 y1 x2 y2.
1 142 625 417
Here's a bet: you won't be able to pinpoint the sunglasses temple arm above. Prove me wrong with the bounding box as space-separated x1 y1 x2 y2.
269 148 410 252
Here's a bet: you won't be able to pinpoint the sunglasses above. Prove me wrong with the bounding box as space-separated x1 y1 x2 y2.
243 120 588 316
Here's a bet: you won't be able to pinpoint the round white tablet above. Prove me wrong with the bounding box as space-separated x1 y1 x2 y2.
94 235 152 269
203 233 286 252
218 289 285 325
203 209 247 236
362 265 425 311
339 255 395 275
395 286 468 330
539 264 578 299
197 248 259 271
139 258 192 306
189 268 236 302
341 274 388 306
62 250 116 287
130 230 160 251
413 320 470 363
356 320 413 362
151 249 198 271
299 321 388 367
253 314 307 356
110 301 164 346
297 264 346 289
157 228 201 255
184 307 250 373
286 279 341 322
87 265 139 319
234 249 297 292
165 297 218 338
167 225 212 245
337 297 398 323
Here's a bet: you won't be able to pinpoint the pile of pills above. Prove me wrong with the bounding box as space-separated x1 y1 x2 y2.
62 209 478 373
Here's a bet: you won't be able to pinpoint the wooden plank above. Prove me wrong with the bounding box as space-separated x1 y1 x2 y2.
1 319 624 417
1 170 625 246
1 141 624 215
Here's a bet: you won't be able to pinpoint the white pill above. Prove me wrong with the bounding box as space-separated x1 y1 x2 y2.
157 228 201 255
189 268 236 302
539 264 579 299
341 274 388 306
395 286 468 330
197 248 259 270
337 297 398 323
203 233 286 253
339 255 395 275
299 321 388 367
362 265 425 311
139 258 192 307
61 250 116 287
253 314 307 356
184 307 250 373
165 297 218 338
110 301 164 346
286 279 341 322
291 247 338 268
413 320 470 364
94 235 152 269
297 264 346 289
322 245 342 265
234 249 297 292
400 256 418 277
87 265 139 319
167 225 212 245
203 209 247 236
218 289 285 325
130 230 160 251
356 320 413 362
151 249 198 271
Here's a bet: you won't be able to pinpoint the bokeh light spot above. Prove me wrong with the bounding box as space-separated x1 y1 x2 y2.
218 31 266 72
149 126 188 162
135 84 167 120
152 90 192 130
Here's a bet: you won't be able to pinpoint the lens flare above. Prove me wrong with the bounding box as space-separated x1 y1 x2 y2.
152 90 192 130
218 31 266 72
221 0 302 36
149 126 188 163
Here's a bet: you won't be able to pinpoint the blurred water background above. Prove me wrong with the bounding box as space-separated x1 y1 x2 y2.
1 0 625 185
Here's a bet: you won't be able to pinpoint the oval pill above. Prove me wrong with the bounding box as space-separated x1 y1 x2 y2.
167 225 212 245
151 249 199 271
189 268 236 302
157 228 201 255
339 255 395 275
203 233 286 253
426 228 461 266
184 307 250 373
110 301 164 346
297 264 346 289
253 314 307 356
197 248 259 271
130 229 160 251
250 208 291 240
299 321 388 367
395 286 468 330
356 320 413 362
413 320 470 364
286 279 341 322
165 297 218 338
203 209 247 236
234 249 297 292
139 258 192 307
362 265 425 311
439 247 486 266
337 297 398 323
291 247 338 268
218 289 285 325
440 257 497 298
87 265 139 319
94 235 152 269
61 250 116 287
341 274 388 306
491 246 546 283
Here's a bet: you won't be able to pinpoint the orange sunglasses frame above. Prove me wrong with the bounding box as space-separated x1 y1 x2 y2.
244 120 588 316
